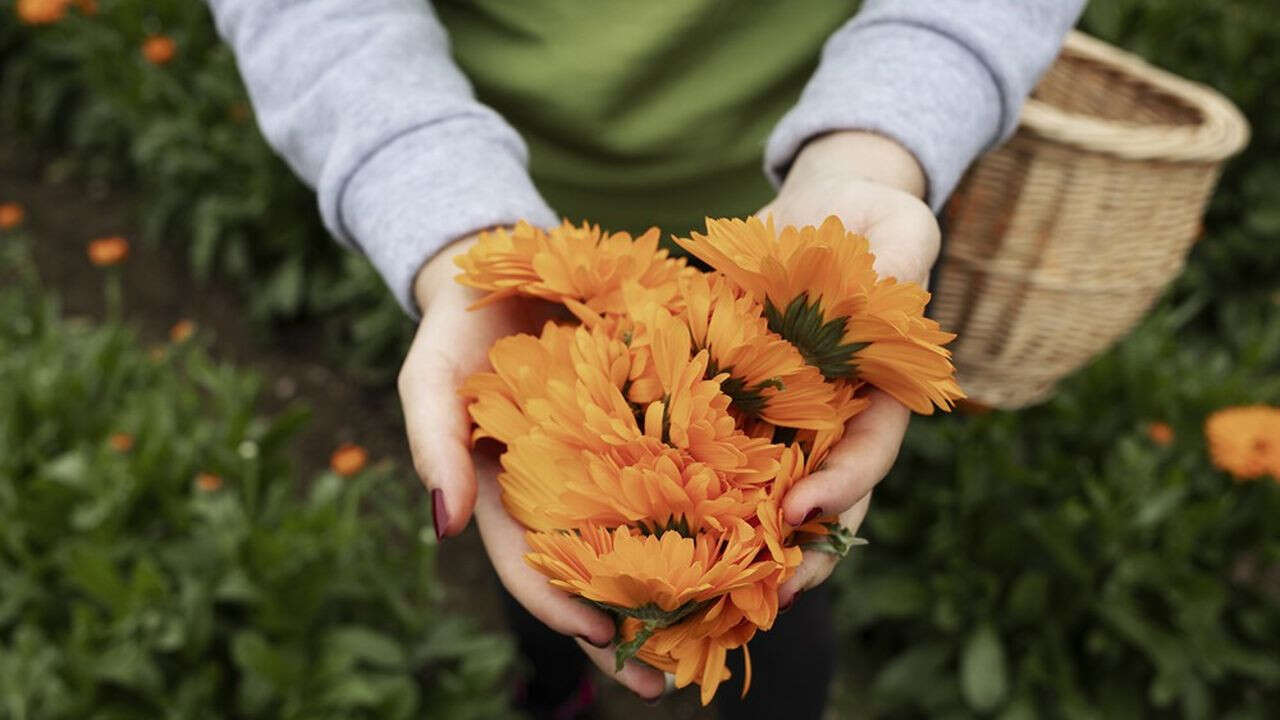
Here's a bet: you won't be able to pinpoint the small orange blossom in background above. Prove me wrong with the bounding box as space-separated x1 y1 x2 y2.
0 202 24 229
1145 421 1174 447
108 433 134 452
330 444 369 476
15 0 94 25
170 319 196 343
142 35 177 65
1205 405 1280 481
87 236 129 266
194 472 223 492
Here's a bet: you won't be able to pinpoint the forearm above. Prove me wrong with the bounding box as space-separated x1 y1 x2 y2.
766 0 1086 210
205 0 556 316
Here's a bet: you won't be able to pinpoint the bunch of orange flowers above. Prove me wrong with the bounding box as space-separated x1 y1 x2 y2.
455 216 963 704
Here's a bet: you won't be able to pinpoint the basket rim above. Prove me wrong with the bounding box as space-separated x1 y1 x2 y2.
1019 31 1250 162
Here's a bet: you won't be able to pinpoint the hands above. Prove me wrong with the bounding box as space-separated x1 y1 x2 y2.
398 239 667 701
757 131 940 607
397 130 938 701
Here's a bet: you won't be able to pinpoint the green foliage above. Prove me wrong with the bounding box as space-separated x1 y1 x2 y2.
0 0 412 381
0 232 514 720
833 298 1280 718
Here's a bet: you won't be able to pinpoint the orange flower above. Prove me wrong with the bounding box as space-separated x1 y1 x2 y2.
108 432 134 452
629 598 760 705
455 215 959 704
675 216 964 414
630 314 780 480
330 443 369 476
526 524 775 614
454 220 689 315
1205 405 1280 481
169 318 196 343
1145 421 1174 447
15 0 92 24
673 273 838 430
0 202 24 229
194 472 223 492
87 236 129 266
142 35 177 65
16 0 66 24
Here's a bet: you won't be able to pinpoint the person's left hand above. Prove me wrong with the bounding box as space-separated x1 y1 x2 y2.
756 131 941 608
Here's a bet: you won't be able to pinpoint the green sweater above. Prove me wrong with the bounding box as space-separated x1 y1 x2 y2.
436 0 858 236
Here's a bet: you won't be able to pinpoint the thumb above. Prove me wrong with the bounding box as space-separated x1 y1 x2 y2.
399 327 478 539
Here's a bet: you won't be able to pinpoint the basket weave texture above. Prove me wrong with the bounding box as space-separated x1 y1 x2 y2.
934 31 1250 408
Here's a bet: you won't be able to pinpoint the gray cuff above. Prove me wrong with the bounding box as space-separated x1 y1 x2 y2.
339 119 558 318
764 21 1004 211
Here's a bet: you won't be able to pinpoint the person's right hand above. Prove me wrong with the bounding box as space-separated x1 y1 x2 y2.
398 235 667 702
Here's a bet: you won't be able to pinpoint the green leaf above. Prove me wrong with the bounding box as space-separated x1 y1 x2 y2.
961 624 1009 713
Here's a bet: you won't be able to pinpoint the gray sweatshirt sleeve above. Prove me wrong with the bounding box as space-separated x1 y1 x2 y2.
764 0 1086 211
205 0 558 316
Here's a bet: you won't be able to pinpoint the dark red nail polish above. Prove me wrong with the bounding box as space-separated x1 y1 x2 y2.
780 591 803 614
803 507 823 523
644 694 662 706
431 488 449 540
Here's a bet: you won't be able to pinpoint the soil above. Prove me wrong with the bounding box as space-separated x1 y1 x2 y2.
0 136 715 720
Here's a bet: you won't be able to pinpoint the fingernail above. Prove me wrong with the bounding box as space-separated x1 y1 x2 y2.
780 591 802 614
644 694 662 706
577 633 611 649
431 488 449 540
803 507 823 523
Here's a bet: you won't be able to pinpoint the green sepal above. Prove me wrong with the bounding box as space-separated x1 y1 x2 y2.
801 522 869 557
577 599 713 669
764 294 868 381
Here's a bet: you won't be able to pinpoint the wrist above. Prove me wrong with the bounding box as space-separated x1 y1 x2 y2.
412 234 479 315
786 131 927 200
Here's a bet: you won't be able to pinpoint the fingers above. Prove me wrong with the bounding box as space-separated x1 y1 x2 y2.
576 638 667 702
779 492 873 607
399 325 477 538
471 455 617 647
783 389 908 525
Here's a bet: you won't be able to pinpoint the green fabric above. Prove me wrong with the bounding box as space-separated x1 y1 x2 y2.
435 1 858 237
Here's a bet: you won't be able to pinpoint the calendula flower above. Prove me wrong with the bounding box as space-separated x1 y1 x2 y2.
1205 405 1280 481
108 432 134 453
454 220 689 315
1145 421 1174 447
675 216 963 413
502 438 762 534
330 443 369 476
87 236 129 266
455 215 960 704
629 595 762 705
631 314 780 480
16 0 65 24
142 35 177 65
15 0 92 24
524 523 776 617
673 274 838 430
169 318 196 343
194 472 223 492
463 323 643 455
0 202 24 229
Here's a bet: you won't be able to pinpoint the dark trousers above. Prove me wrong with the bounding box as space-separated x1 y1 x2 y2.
501 584 836 719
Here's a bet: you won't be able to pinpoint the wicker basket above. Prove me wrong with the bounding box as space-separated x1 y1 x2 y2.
934 31 1250 408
